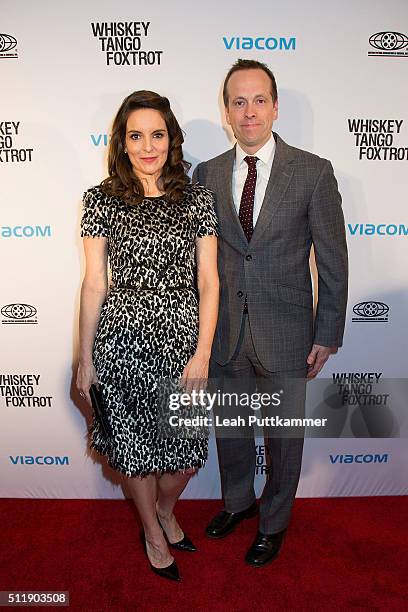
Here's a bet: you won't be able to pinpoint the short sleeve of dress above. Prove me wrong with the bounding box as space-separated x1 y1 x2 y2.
80 186 110 237
195 186 218 239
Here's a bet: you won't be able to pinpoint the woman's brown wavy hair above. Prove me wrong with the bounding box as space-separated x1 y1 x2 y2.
101 90 191 204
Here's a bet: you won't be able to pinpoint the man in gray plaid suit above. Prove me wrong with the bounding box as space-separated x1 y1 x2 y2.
192 59 348 567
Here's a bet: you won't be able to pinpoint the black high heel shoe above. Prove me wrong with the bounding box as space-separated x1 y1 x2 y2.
141 532 181 581
157 514 197 552
150 559 181 581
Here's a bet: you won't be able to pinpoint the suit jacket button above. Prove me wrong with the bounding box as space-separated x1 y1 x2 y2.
237 291 243 298
245 254 252 261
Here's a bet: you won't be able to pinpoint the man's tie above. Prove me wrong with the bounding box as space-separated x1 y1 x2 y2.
238 155 258 242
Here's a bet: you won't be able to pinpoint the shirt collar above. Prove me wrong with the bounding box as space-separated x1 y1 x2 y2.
235 134 276 168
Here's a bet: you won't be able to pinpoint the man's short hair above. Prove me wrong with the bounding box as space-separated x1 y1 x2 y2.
223 59 278 107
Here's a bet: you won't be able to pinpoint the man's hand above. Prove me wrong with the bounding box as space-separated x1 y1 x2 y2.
306 344 338 380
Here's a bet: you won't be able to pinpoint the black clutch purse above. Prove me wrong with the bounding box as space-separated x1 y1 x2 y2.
89 384 112 438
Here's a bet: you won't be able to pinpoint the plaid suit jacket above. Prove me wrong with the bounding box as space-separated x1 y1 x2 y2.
193 132 348 371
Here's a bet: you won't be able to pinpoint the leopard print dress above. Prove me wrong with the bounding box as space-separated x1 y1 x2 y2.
80 183 218 477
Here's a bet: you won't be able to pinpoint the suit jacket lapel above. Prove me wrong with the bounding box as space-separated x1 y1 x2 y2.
250 133 295 247
216 146 248 250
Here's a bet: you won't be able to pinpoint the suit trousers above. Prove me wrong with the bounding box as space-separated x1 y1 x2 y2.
210 313 307 535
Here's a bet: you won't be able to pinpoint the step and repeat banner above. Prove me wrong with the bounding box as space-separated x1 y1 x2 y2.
1 0 407 498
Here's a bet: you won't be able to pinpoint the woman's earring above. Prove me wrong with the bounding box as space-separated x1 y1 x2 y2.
124 148 128 154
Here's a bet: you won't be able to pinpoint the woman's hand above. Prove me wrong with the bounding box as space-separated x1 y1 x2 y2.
180 352 209 395
76 361 99 406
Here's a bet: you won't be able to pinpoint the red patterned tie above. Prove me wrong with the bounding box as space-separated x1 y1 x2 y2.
239 156 258 242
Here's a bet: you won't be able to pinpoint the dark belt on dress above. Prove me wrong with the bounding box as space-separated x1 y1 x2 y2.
113 284 193 292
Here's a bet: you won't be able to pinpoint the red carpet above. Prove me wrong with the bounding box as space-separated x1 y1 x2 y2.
1 497 407 611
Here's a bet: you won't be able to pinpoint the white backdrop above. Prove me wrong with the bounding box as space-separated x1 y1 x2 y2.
1 0 407 499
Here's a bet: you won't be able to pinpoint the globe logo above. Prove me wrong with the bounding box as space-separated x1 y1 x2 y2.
369 32 408 51
1 303 37 320
0 33 17 52
352 301 389 318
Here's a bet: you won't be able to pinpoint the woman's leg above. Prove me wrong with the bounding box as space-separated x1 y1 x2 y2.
156 469 195 542
127 474 173 568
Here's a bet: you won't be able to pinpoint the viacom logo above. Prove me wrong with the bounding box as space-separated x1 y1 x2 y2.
1 303 37 325
0 225 51 238
347 223 408 237
330 453 389 464
352 302 389 323
0 33 18 58
91 134 109 147
9 455 69 465
368 31 408 57
223 36 296 51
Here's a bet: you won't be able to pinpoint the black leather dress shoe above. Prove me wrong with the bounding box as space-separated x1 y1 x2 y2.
245 529 286 567
206 501 258 539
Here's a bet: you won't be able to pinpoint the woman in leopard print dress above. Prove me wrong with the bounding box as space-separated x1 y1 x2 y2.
76 91 219 580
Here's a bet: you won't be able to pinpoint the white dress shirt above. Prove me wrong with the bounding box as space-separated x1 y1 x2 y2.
232 134 276 226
